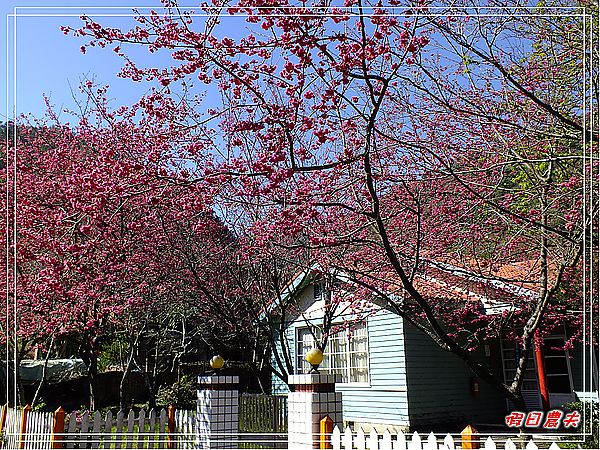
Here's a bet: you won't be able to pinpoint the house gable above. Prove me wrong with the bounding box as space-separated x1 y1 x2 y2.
271 278 411 430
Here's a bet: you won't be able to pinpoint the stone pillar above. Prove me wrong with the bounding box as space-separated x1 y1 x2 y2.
287 374 343 449
197 375 239 449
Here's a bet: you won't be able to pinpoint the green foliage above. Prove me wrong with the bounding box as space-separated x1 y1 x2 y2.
559 401 598 449
31 401 47 412
98 336 129 372
155 375 196 409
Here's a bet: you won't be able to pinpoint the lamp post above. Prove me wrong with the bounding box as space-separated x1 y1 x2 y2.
305 348 324 373
197 355 239 449
288 348 343 449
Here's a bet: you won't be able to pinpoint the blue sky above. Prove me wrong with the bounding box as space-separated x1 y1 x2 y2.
1 1 185 123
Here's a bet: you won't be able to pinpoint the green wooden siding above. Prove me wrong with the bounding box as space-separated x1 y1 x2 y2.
271 325 295 395
403 322 506 427
338 309 409 427
268 281 531 429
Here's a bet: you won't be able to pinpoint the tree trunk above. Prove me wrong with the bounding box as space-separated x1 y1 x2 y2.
79 346 99 410
119 346 136 410
141 368 156 408
88 353 98 410
131 353 156 408
512 393 527 412
32 336 54 407
119 371 129 410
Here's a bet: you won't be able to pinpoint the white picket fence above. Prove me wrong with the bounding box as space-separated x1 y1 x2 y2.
174 409 197 449
2 408 53 449
25 411 53 449
2 407 24 449
330 427 561 450
1 407 197 449
3 407 567 450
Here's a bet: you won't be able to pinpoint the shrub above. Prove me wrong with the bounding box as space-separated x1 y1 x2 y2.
156 375 196 409
559 401 598 449
31 401 47 412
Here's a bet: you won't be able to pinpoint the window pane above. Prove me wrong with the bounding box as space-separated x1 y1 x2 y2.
330 336 347 354
334 353 344 369
351 351 367 368
545 357 568 375
543 338 566 356
296 322 369 383
348 323 368 383
350 367 369 383
314 283 323 300
547 375 572 393
350 336 367 353
297 328 320 374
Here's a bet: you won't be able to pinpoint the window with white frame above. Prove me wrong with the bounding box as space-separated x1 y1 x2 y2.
542 336 573 394
313 282 326 300
296 322 369 383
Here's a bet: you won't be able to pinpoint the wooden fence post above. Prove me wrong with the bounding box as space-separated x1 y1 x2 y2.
320 415 334 449
461 424 479 449
50 407 66 449
272 396 280 432
18 404 31 449
0 404 7 435
167 405 176 449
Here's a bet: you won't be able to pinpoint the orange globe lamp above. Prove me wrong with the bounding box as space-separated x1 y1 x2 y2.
305 348 324 373
210 355 225 370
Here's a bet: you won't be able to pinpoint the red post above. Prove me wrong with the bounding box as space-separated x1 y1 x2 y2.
19 404 32 449
0 404 7 435
534 335 550 410
319 415 334 449
167 405 176 449
461 424 479 449
50 407 66 449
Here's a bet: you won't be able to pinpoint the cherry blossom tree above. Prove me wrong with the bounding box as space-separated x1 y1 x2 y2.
51 0 598 408
2 90 228 407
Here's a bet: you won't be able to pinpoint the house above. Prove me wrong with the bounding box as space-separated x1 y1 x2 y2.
268 265 598 432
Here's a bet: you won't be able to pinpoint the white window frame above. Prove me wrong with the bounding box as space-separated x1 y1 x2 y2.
543 334 575 394
294 320 370 387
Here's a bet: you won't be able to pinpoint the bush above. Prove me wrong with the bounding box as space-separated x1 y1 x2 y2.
559 401 598 449
98 336 129 372
31 401 47 412
156 375 196 409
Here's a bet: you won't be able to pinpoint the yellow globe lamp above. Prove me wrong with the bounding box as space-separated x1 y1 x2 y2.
305 348 324 373
210 355 225 370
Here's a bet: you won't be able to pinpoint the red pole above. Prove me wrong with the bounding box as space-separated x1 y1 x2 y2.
167 405 176 449
0 404 7 435
19 404 32 449
320 415 334 449
50 407 66 449
534 334 550 410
